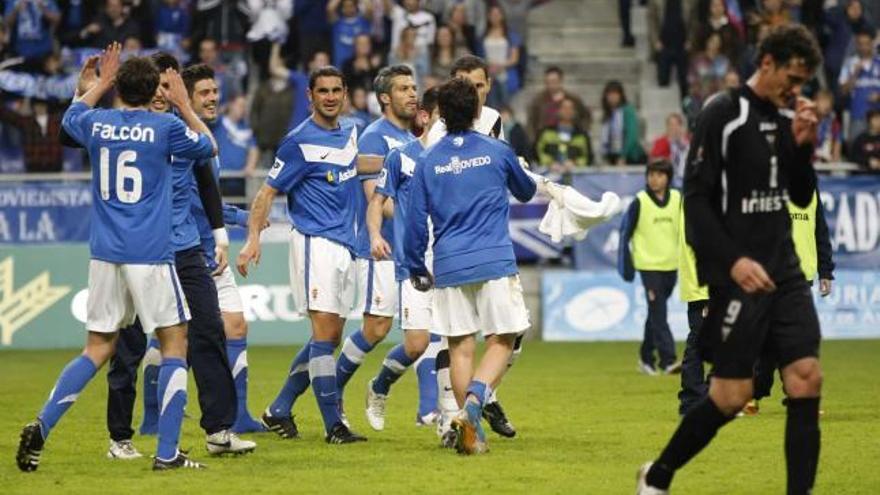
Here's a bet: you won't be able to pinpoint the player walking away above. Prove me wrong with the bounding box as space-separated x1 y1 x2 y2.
16 45 216 471
182 64 266 434
676 203 709 416
363 87 443 431
421 55 520 442
636 25 823 494
238 66 367 444
333 65 421 427
618 159 683 376
404 78 537 455
742 188 834 416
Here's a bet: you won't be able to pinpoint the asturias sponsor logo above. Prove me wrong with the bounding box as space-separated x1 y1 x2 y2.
434 155 491 175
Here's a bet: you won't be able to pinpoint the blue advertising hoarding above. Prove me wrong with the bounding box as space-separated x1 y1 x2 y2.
543 269 880 341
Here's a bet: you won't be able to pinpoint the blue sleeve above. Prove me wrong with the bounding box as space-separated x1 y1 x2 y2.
404 154 430 276
168 116 214 160
223 203 249 228
358 130 387 156
266 137 309 193
376 148 400 199
504 147 537 202
617 199 639 282
61 102 92 146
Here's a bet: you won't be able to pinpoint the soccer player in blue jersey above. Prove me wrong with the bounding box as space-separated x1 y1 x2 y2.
426 55 521 442
363 87 443 430
404 77 537 455
16 44 216 471
332 64 423 427
181 64 266 434
237 66 367 444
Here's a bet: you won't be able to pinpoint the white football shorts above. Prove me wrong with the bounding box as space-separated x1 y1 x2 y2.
355 257 398 317
289 229 356 316
86 259 190 334
432 275 530 338
399 278 432 331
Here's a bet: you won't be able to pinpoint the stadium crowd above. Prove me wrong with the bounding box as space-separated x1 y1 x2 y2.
1 0 879 175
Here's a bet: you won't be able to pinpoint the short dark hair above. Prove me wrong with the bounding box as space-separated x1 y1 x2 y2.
116 57 159 106
181 63 215 96
373 64 414 110
646 159 674 182
309 66 346 90
449 54 489 80
757 24 823 73
545 65 563 77
420 86 440 115
150 51 179 72
437 78 478 134
854 25 878 39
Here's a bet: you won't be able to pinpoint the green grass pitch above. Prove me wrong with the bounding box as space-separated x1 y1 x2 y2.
1 340 878 494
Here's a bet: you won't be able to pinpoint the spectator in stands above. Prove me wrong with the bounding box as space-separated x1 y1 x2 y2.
526 66 590 141
480 4 521 108
497 0 531 42
0 97 64 173
294 0 332 66
747 0 790 29
341 85 375 134
619 0 637 47
499 104 534 163
736 20 769 80
155 0 191 55
327 0 371 67
269 43 330 129
814 89 843 164
215 94 259 176
824 0 874 97
851 109 880 172
389 25 429 86
343 33 383 91
600 80 645 165
198 37 244 106
445 3 478 54
431 25 466 80
692 0 742 66
722 68 740 89
0 23 9 62
684 31 729 122
535 97 594 172
441 0 487 38
81 0 140 48
838 27 880 142
3 0 61 66
386 0 436 53
250 69 294 164
648 0 695 99
650 112 689 179
122 35 141 52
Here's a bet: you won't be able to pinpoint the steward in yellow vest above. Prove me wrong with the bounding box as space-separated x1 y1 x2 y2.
788 190 835 293
619 160 682 375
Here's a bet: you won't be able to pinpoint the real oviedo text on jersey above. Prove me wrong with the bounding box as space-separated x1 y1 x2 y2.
434 155 491 175
90 122 157 143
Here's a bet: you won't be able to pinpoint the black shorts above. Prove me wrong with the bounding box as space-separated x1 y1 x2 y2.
699 279 821 379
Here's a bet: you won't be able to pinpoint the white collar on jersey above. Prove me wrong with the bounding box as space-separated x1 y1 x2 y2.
298 126 359 166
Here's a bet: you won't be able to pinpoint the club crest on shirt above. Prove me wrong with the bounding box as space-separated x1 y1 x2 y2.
453 136 464 147
311 288 319 300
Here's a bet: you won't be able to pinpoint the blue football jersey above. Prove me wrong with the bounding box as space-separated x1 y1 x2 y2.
267 117 360 251
170 155 205 254
355 117 415 259
375 139 424 281
191 155 221 269
62 102 214 263
404 131 536 288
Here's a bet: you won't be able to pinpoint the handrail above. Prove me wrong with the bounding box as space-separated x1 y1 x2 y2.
0 162 865 182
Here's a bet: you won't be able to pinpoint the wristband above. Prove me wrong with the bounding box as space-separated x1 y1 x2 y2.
212 228 229 248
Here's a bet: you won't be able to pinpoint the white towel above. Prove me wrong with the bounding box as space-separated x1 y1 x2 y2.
522 167 622 243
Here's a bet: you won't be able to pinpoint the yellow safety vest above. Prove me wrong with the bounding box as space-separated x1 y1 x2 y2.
632 189 681 271
678 204 709 302
789 191 819 282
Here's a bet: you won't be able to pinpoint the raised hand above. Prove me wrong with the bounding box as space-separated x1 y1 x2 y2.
792 96 818 147
98 42 122 85
158 68 191 110
76 55 100 97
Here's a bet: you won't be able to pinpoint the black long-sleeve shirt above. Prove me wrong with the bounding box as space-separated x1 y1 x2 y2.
815 194 834 280
683 85 817 287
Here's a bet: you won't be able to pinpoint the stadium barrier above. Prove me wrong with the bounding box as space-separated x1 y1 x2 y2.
1 166 877 348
